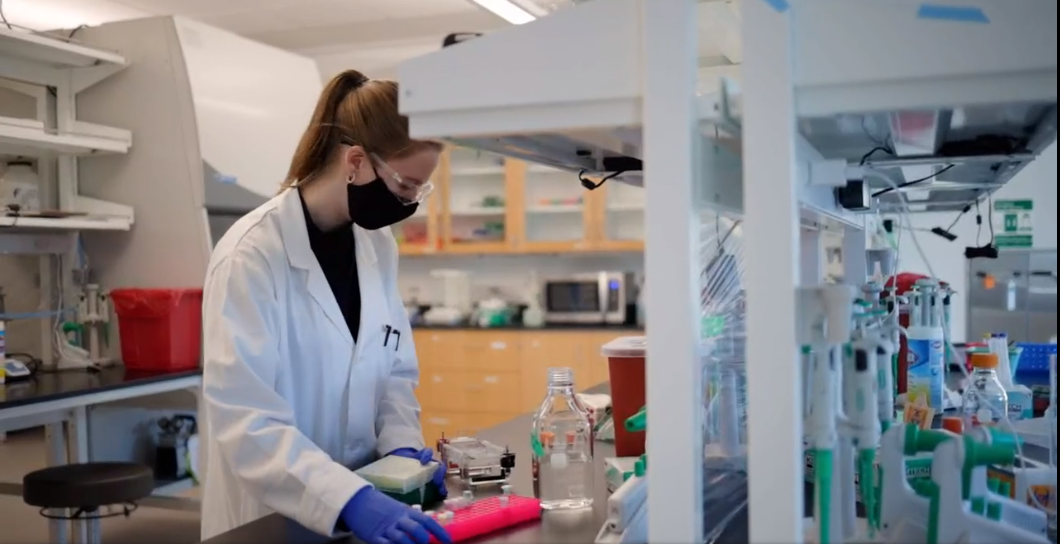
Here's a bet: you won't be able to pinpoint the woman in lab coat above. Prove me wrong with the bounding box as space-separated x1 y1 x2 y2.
199 70 450 544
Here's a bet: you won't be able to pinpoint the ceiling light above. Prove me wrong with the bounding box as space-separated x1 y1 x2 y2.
469 0 539 25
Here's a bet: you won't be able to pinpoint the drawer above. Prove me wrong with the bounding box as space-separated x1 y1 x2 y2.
418 369 522 414
459 331 522 373
413 330 465 372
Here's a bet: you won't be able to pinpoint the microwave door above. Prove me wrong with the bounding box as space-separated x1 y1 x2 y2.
544 281 603 323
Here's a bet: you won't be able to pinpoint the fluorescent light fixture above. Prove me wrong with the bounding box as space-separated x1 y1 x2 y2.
469 0 540 25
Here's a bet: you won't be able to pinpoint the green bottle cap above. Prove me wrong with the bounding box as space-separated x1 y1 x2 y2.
970 497 986 515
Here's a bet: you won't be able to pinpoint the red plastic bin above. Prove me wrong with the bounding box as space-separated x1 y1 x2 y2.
109 288 203 372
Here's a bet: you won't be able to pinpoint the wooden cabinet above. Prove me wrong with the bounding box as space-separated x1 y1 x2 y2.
397 147 645 256
412 328 632 447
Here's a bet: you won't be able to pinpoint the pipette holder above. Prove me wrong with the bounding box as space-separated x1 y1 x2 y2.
865 248 896 280
878 425 934 543
931 435 1050 544
76 284 111 364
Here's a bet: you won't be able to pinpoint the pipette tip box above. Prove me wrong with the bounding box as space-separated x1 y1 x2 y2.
427 495 541 543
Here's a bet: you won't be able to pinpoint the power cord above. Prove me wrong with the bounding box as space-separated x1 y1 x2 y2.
877 173 1052 515
0 0 11 30
871 164 955 198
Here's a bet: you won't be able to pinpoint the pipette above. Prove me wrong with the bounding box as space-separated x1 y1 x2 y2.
799 285 855 544
848 320 884 536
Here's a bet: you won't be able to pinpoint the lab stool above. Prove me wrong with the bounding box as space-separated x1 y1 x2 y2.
22 462 155 544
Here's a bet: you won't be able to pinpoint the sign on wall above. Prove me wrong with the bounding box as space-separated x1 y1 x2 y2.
992 199 1034 248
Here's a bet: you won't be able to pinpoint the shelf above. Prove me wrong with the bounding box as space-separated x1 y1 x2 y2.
451 165 505 176
0 215 132 232
451 206 506 217
0 118 132 157
607 203 644 212
527 204 583 214
0 26 127 69
398 0 1057 217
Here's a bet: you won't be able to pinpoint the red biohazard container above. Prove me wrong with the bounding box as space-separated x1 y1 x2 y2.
600 336 647 457
109 288 203 372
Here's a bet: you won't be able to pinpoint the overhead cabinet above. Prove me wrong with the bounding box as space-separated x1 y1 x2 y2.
394 146 646 256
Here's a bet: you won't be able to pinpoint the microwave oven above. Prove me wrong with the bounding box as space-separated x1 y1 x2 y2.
542 272 637 325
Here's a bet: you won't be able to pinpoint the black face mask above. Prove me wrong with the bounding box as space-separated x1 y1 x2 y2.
347 177 418 230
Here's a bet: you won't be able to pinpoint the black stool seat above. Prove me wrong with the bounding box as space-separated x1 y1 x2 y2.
23 463 155 510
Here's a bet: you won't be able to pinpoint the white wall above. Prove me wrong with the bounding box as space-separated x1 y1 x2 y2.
894 142 1057 342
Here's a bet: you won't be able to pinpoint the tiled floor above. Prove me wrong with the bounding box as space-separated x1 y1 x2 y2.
0 428 201 544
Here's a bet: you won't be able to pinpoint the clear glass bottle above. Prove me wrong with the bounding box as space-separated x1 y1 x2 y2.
961 352 1008 429
531 367 594 510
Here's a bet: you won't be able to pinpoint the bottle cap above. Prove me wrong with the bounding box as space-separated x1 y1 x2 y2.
941 416 964 435
970 352 999 369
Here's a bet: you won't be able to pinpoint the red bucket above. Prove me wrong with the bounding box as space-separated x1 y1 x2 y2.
109 288 203 372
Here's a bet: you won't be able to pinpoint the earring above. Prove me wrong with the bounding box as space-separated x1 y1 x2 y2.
346 173 356 184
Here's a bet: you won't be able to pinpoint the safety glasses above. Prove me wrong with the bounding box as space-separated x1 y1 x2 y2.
370 152 434 206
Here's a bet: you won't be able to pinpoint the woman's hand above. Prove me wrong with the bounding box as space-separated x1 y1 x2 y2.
389 448 448 498
341 488 451 544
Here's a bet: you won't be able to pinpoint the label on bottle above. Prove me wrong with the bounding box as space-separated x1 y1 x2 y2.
906 337 944 409
963 403 1002 427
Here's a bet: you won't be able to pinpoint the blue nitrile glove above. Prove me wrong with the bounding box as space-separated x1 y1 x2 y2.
389 448 448 499
341 487 451 544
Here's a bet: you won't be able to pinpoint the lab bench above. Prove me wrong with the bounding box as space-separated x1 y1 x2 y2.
199 383 793 544
0 367 203 513
412 328 638 448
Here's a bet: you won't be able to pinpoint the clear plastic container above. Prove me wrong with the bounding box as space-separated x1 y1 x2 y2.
531 367 594 510
961 352 1009 429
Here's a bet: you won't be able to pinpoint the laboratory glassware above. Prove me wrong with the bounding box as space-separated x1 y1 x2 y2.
961 352 1009 429
531 366 594 510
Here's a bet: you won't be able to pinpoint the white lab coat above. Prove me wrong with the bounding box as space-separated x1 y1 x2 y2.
199 188 424 540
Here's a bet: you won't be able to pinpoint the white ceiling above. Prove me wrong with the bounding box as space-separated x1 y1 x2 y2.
0 0 740 79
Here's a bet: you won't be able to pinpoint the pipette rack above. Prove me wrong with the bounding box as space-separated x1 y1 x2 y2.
426 494 541 543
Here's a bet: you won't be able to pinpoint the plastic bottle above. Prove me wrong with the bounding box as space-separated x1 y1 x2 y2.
961 353 1008 429
531 367 594 510
905 317 945 410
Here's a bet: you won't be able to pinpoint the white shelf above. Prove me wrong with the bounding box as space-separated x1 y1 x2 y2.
527 204 583 214
0 118 131 157
451 206 506 217
451 165 505 176
0 215 132 232
0 26 127 69
398 0 1056 217
607 202 644 212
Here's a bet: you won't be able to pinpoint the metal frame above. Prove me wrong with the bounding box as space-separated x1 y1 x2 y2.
393 1 1057 541
642 2 703 542
741 1 805 541
0 376 203 543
